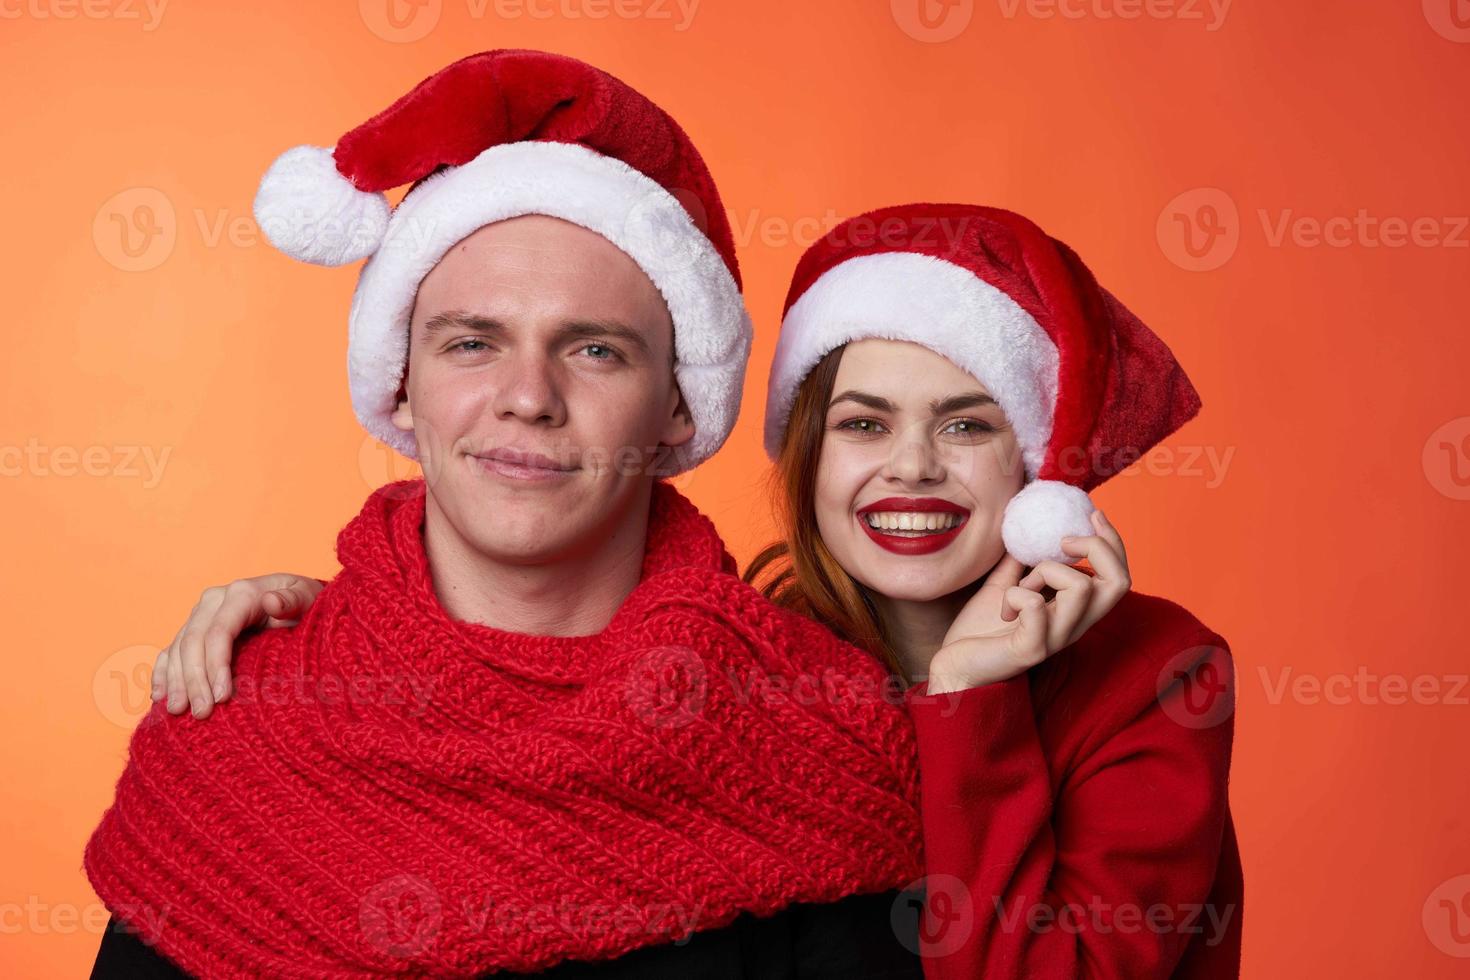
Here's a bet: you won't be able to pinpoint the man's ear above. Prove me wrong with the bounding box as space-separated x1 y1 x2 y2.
661 379 696 450
389 385 413 432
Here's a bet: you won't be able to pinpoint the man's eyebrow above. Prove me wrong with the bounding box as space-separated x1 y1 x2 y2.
827 389 998 415
417 310 653 357
420 310 504 336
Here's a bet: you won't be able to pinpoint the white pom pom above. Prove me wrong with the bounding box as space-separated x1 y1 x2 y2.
1001 479 1096 566
252 145 390 267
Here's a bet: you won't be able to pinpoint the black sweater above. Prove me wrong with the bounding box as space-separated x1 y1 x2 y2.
92 887 926 979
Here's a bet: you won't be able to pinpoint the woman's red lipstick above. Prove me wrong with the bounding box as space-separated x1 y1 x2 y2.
856 497 969 556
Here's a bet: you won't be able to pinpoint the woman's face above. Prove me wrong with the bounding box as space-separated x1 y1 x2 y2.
814 338 1027 602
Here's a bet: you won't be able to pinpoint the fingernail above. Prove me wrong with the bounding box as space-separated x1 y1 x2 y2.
213 679 229 701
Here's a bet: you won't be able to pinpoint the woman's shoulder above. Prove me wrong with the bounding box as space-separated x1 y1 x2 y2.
1033 588 1233 733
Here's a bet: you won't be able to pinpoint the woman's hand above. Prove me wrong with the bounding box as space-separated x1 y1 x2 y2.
151 574 325 719
926 510 1131 694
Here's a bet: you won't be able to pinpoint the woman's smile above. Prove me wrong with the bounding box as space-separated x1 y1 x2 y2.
856 496 970 555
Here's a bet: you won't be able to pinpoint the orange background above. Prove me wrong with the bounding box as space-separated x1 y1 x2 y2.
4 1 1469 975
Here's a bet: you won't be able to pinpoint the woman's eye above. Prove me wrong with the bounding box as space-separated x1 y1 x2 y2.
835 418 887 435
945 419 995 436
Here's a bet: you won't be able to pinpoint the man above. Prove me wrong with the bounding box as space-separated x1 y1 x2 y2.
84 50 929 978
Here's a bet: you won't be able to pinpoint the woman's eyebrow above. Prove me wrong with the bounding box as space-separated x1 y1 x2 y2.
828 390 895 412
828 390 997 414
931 393 998 414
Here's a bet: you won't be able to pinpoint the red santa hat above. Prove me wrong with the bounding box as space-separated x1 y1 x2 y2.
251 49 752 474
764 203 1202 566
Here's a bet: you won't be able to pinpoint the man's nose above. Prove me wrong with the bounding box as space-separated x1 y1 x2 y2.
490 352 567 426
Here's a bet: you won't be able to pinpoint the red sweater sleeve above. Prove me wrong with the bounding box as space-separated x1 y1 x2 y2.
904 626 1237 980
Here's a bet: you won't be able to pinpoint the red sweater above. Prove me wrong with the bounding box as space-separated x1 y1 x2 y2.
903 589 1242 979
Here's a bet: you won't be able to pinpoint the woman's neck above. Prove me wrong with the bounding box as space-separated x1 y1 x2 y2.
872 580 982 684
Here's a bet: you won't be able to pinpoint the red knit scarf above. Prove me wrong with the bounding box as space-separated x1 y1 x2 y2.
85 479 924 978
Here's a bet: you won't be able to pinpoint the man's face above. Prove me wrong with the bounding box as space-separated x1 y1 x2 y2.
391 214 693 565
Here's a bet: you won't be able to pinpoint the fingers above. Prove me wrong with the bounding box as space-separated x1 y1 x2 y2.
1092 509 1127 567
1017 560 1094 652
983 554 1026 592
151 645 170 702
1003 587 1049 668
260 575 324 627
166 626 188 714
1060 512 1133 644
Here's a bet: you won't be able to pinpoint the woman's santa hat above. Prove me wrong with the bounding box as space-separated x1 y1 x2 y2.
251 49 752 474
764 203 1202 566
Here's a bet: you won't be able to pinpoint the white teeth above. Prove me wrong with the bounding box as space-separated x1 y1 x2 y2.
862 511 962 533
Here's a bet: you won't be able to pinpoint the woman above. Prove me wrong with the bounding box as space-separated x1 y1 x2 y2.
128 204 1239 978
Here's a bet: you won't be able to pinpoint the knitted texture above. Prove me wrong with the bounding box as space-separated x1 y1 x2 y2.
84 480 924 978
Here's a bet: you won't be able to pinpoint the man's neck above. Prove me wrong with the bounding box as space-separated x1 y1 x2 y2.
421 486 652 637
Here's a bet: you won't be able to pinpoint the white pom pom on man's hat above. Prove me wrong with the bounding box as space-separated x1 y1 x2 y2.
252 145 390 267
